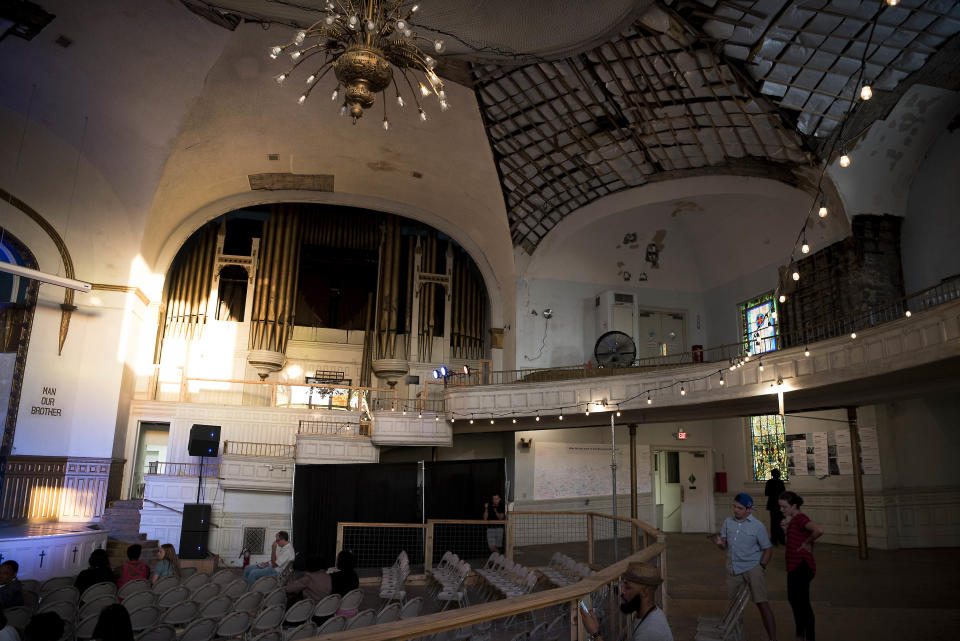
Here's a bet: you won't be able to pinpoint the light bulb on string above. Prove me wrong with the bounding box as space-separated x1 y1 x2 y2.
719 373 725 386
490 419 494 425
801 238 810 254
885 0 899 5
616 407 621 417
779 294 786 303
558 412 563 421
585 406 590 416
647 394 652 405
535 413 540 422
469 417 474 425
905 310 912 317
792 267 800 281
860 81 873 101
759 359 764 372
418 412 422 419
396 94 405 108
512 418 517 424
382 118 390 131
435 415 439 422
804 346 810 357
818 201 828 218
851 332 857 339
680 385 686 397
839 149 851 168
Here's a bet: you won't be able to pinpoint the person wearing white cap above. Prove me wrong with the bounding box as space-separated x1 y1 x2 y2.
580 561 673 641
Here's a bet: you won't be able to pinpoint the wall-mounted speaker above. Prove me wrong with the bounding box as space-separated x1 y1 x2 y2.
182 504 211 531
188 424 221 457
179 530 208 559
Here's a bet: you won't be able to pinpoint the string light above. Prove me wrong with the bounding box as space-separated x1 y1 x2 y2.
535 412 540 422
616 407 621 417
418 412 422 419
885 0 899 5
851 332 857 339
779 294 786 303
435 415 439 421
792 267 800 281
860 81 873 101
680 385 686 397
647 394 652 405
469 417 474 424
512 418 517 424
804 346 810 357
558 412 564 421
490 419 494 425
818 201 828 218
839 149 851 167
719 373 725 386
585 406 590 416
801 236 810 254
905 310 912 317
759 359 764 372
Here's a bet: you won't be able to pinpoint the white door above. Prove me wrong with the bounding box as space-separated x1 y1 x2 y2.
679 451 709 532
637 311 687 357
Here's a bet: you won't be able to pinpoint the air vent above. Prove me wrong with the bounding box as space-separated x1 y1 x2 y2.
267 154 279 161
614 293 634 304
242 527 266 555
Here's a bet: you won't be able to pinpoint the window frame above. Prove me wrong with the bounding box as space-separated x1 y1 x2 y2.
738 291 778 355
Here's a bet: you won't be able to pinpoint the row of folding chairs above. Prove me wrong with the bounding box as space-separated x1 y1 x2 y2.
379 550 411 604
695 583 749 641
538 552 591 588
425 551 462 596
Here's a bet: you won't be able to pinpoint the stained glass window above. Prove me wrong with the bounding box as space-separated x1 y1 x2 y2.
739 293 777 355
750 415 787 481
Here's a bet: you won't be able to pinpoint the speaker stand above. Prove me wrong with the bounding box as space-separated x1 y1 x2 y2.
196 454 204 504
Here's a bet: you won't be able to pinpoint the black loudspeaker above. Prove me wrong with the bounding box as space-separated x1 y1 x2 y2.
188 424 221 457
182 503 211 531
179 530 209 559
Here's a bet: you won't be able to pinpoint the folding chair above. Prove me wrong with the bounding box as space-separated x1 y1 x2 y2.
399 596 423 619
281 599 315 628
160 599 199 626
250 632 282 641
192 582 222 604
200 595 235 620
311 594 340 621
74 613 99 641
79 595 117 620
129 605 161 632
157 585 191 610
118 579 151 600
222 578 249 599
344 609 375 630
5 606 32 632
180 617 218 641
41 586 79 605
232 591 263 614
21 579 40 593
249 604 285 637
314 616 345 634
259 588 285 610
153 576 180 595
180 567 199 579
529 622 548 641
22 589 39 611
374 602 401 624
37 600 76 622
337 589 363 616
39 576 74 597
80 582 117 604
284 622 316 641
121 590 155 613
250 575 277 594
182 572 210 593
135 624 177 641
210 569 235 587
215 611 252 639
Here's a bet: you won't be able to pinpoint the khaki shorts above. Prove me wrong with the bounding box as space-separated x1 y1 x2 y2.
727 564 768 603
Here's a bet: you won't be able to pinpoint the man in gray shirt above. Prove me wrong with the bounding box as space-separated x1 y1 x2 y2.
580 561 673 641
713 492 776 641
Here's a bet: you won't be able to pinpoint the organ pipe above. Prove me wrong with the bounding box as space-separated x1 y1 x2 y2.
159 222 217 343
249 206 301 353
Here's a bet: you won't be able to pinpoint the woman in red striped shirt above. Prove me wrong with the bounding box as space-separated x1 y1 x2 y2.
779 491 823 641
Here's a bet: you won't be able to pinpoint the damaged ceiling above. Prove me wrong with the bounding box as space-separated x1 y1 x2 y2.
185 0 960 253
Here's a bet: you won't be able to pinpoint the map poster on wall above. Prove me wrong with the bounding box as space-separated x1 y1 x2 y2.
812 432 829 478
834 430 853 475
858 426 882 475
786 434 807 476
533 442 651 500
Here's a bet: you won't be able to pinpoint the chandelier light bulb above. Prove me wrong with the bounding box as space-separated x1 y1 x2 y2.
325 15 335 25
419 83 430 97
411 3 420 12
403 28 412 38
801 240 810 254
396 95 405 107
839 150 851 168
298 94 306 105
290 50 301 60
270 46 282 59
424 56 436 69
348 15 359 28
382 118 390 131
331 88 339 101
434 39 445 53
324 1 334 10
275 74 286 84
339 105 347 116
440 100 450 112
295 31 306 45
366 20 377 33
419 109 427 122
396 19 407 31
306 74 316 84
860 82 873 101
438 90 446 100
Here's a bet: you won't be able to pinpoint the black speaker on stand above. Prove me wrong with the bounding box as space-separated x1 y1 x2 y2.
181 425 220 559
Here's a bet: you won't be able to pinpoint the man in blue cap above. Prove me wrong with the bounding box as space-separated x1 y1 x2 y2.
712 492 776 641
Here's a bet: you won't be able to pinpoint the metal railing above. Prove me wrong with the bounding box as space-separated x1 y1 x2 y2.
446 274 960 388
143 461 220 477
222 441 296 458
297 420 370 437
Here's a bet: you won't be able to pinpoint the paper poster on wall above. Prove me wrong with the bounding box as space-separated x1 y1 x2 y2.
858 426 882 475
534 442 652 500
812 432 829 478
834 430 853 475
785 434 807 476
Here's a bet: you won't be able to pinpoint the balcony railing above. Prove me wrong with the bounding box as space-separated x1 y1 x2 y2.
446 274 960 388
144 461 219 477
222 441 296 458
297 420 370 437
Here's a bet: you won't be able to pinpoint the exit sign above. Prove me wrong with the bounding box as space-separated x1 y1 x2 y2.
677 431 687 440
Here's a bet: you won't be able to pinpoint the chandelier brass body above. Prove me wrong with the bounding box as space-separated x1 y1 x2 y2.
333 46 392 120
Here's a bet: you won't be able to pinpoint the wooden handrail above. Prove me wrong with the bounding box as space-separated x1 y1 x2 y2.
315 543 665 641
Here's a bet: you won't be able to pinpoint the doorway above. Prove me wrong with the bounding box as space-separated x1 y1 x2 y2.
637 310 686 358
654 449 710 532
131 422 170 498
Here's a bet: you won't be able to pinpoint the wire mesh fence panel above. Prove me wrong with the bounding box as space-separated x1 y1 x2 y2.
338 524 426 579
430 522 500 569
510 512 590 569
590 516 637 568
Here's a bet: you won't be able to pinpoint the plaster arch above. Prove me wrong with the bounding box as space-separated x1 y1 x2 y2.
149 189 508 356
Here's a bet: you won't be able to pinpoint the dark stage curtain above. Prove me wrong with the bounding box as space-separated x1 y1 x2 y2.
292 462 419 568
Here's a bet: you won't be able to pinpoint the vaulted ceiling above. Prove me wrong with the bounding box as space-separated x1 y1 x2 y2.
181 1 960 252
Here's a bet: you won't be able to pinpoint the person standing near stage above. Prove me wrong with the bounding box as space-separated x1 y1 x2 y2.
765 469 787 545
482 493 505 553
712 493 777 641
780 491 823 641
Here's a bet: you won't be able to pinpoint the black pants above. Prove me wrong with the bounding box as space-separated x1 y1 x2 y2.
787 560 815 641
769 508 786 545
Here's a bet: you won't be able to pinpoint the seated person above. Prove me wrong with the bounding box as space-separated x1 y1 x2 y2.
117 544 149 589
330 550 360 617
0 561 23 608
285 555 331 604
91 604 134 641
150 544 181 585
243 531 295 585
75 549 116 595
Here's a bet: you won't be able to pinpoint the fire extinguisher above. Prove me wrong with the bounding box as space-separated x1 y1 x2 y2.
240 548 251 568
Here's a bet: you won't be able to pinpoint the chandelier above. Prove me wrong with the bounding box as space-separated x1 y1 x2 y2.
269 1 449 128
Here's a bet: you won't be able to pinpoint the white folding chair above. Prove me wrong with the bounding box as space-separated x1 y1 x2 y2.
259 588 285 610
544 613 566 641
215 611 252 639
39 576 75 597
118 579 152 600
157 585 191 610
42 586 79 605
153 576 180 595
180 617 218 641
192 582 222 604
281 599 315 628
135 624 177 641
182 572 210 593
695 583 749 641
250 632 281 641
314 616 345 634
200 595 234 619
160 599 199 626
311 594 340 620
399 596 423 619
22 589 39 611
129 605 161 632
344 609 375 630
337 588 363 615
74 613 99 641
222 578 249 599
37 600 76 622
284 622 316 641
210 569 235 587
249 604 285 636
250 575 277 594
79 595 116 620
80 582 117 604
232 591 263 614
374 602 401 625
121 590 155 613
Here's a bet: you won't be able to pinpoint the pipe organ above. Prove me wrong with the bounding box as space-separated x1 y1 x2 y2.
156 205 488 382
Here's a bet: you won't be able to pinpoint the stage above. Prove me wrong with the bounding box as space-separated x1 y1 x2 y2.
0 522 109 581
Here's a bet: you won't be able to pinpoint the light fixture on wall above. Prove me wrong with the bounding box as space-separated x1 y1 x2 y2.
0 262 91 293
270 1 449 125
